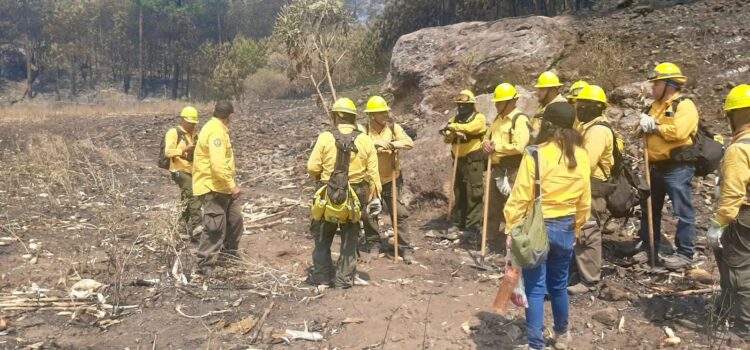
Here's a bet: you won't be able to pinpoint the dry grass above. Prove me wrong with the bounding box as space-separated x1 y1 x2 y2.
561 30 632 91
0 100 213 123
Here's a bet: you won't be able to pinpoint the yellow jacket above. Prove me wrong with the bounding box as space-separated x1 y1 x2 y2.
443 112 487 158
579 116 614 181
532 94 568 133
715 128 750 226
645 93 699 162
485 108 531 165
363 123 413 184
307 124 382 199
192 117 236 196
164 125 198 174
503 142 591 236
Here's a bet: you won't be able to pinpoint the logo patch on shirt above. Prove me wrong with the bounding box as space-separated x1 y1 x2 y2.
213 139 222 147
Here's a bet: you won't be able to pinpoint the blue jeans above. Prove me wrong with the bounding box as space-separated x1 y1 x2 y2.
523 216 575 350
639 163 696 259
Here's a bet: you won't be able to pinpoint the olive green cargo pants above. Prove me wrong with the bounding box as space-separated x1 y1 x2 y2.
196 192 243 266
310 182 370 288
450 154 485 233
172 171 202 238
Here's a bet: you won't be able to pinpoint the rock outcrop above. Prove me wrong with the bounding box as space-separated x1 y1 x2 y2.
386 16 577 119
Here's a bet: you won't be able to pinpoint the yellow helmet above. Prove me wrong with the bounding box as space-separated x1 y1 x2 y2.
491 83 518 102
456 89 477 104
180 106 199 124
575 85 608 104
648 62 687 84
566 80 590 99
364 96 391 113
331 98 357 115
535 71 563 88
725 84 750 112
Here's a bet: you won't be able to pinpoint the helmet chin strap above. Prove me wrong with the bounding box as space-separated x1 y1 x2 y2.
498 101 512 118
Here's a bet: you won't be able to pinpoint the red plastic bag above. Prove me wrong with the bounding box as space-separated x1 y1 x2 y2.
492 264 520 314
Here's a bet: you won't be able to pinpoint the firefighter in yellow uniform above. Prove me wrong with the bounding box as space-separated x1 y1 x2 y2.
192 101 243 270
636 63 699 270
164 106 202 241
307 98 382 288
532 71 569 137
709 85 750 340
441 90 487 238
481 83 530 253
568 85 615 294
362 96 415 263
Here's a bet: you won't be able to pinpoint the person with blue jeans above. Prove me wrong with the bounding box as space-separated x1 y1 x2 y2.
637 63 699 270
504 102 591 349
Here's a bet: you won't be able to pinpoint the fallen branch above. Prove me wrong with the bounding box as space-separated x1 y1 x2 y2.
659 287 717 297
246 219 284 231
247 210 289 224
174 305 231 319
250 301 275 343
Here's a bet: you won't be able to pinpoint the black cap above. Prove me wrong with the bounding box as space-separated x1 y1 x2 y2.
543 102 576 129
214 101 234 119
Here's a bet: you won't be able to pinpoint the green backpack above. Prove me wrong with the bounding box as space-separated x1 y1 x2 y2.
510 146 549 269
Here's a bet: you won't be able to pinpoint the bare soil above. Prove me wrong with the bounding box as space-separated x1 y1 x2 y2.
0 93 740 350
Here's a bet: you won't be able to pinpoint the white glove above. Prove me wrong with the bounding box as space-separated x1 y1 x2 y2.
367 199 382 216
496 175 512 196
707 219 725 249
639 113 657 133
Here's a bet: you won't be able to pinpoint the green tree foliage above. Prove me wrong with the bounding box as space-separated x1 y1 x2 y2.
0 0 288 101
273 0 354 112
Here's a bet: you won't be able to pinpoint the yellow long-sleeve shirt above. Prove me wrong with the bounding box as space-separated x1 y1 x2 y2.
443 112 487 157
164 125 198 174
192 117 236 196
485 108 531 165
715 129 750 226
646 93 699 162
363 123 413 184
532 94 568 133
580 116 614 181
307 124 382 199
503 142 591 236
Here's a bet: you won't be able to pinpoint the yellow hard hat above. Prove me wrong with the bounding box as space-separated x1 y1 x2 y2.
724 84 750 112
566 80 590 99
648 62 687 84
364 96 391 113
491 83 518 102
535 71 563 88
456 89 477 104
180 106 199 124
331 98 357 115
575 85 608 104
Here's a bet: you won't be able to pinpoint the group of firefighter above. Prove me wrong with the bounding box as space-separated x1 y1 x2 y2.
162 61 750 349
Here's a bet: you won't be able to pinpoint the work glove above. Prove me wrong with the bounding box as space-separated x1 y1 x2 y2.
639 113 658 134
367 199 383 216
373 139 392 150
496 175 511 196
707 219 726 249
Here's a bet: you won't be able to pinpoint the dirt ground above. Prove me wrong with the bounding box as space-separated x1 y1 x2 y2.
0 92 743 350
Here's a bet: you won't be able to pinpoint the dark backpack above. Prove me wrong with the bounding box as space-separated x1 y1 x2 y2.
666 98 724 177
326 129 361 205
158 128 188 170
585 121 648 218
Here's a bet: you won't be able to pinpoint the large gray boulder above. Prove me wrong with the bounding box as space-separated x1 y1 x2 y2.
385 16 577 119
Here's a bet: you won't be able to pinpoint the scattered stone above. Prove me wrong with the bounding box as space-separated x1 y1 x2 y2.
592 307 621 327
599 281 630 301
616 0 634 9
